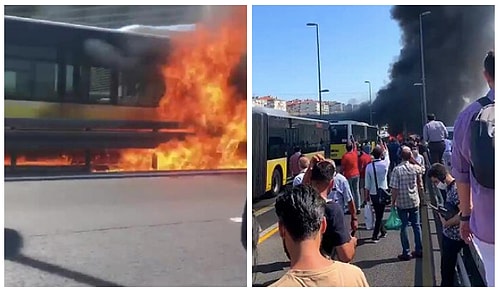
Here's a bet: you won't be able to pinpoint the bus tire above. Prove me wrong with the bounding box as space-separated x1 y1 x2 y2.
271 168 283 197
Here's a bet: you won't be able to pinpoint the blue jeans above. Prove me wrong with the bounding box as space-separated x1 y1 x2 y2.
397 207 422 256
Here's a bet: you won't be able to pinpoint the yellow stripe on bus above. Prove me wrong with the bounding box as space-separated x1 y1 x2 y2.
265 158 287 192
4 100 161 121
330 144 346 160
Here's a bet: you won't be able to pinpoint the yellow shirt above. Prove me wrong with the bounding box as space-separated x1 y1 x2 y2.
269 261 369 287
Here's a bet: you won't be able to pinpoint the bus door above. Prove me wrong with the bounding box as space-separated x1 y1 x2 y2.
366 126 379 151
330 124 348 161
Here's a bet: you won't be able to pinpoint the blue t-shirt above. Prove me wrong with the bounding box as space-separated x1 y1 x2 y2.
442 182 461 241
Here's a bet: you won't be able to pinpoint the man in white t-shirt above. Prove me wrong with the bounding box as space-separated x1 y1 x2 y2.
293 156 310 187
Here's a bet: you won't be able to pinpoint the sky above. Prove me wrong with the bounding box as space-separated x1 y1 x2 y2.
252 5 402 104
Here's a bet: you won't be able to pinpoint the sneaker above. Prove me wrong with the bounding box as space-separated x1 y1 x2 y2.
371 237 380 243
411 251 423 258
398 254 412 261
356 209 361 215
380 231 387 238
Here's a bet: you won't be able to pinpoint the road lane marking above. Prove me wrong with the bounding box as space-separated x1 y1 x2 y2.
230 217 242 223
258 222 278 245
254 204 275 217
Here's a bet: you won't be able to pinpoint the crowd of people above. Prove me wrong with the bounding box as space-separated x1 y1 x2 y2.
269 51 494 287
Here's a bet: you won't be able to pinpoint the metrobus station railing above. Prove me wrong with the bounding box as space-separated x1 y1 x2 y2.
422 153 486 287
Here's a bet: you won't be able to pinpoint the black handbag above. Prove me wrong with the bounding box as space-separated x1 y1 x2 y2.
372 161 391 205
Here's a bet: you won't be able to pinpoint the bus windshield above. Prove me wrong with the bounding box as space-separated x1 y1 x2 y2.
351 124 365 142
367 126 378 142
330 124 348 144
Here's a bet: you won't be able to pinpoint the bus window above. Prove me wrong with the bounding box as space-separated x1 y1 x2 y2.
34 61 58 101
268 136 286 160
5 59 31 99
89 67 111 104
5 44 59 102
351 124 365 142
330 125 348 144
268 116 288 160
294 119 325 154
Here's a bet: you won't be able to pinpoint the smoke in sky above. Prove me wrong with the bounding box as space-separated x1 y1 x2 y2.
327 5 494 134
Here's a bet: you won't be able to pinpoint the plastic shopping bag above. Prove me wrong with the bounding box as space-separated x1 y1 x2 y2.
384 206 402 230
364 204 375 230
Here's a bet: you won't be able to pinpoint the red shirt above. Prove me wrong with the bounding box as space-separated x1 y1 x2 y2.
341 149 360 179
358 152 372 179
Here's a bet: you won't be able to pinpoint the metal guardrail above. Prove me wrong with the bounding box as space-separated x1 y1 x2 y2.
423 152 486 287
4 168 247 181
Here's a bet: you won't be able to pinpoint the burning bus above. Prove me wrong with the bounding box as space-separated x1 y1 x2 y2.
4 10 247 174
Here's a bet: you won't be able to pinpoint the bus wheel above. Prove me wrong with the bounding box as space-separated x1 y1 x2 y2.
271 168 282 197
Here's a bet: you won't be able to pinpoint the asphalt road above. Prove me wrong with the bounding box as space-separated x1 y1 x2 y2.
253 200 433 287
4 174 247 287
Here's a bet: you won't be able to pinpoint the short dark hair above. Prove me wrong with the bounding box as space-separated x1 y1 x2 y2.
427 163 448 181
294 147 301 153
346 142 353 152
371 145 383 159
275 184 326 241
427 113 435 121
484 51 494 80
311 161 335 184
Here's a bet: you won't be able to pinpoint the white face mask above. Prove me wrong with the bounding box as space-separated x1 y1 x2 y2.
436 182 447 190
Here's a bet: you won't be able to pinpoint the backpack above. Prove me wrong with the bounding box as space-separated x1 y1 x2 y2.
470 96 495 189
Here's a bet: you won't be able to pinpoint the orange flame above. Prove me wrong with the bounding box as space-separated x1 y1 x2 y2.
113 6 247 171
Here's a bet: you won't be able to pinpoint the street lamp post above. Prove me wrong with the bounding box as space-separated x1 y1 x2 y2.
307 22 323 117
364 80 373 125
320 89 329 116
419 11 431 123
414 82 425 129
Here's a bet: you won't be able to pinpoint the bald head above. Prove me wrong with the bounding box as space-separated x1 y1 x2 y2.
298 156 310 170
401 146 412 161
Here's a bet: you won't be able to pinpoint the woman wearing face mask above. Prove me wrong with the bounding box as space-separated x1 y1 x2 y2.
427 163 465 286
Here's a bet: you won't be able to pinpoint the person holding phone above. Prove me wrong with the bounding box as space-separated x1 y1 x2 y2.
427 163 464 286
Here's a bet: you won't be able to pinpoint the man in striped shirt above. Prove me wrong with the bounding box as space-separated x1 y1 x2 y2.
390 146 424 261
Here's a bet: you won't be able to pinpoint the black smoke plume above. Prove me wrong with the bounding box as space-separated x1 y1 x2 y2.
323 5 494 135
